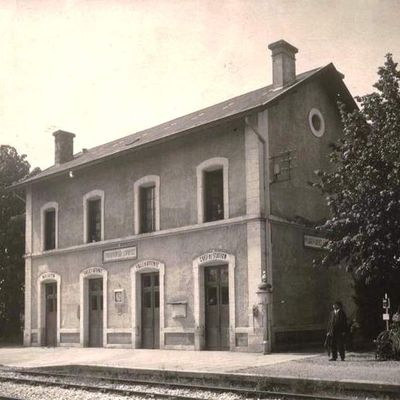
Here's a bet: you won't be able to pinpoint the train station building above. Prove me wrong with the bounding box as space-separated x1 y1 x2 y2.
13 40 356 352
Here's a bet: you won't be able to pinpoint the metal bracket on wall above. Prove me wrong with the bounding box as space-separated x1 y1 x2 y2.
269 149 296 183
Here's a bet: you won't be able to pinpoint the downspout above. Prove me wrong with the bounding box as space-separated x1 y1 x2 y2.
245 114 273 354
13 191 26 204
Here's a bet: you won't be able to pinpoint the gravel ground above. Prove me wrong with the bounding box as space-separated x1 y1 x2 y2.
0 371 249 400
235 352 400 384
0 381 141 400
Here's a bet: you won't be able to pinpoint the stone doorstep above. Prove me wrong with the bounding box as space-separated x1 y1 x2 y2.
28 364 400 396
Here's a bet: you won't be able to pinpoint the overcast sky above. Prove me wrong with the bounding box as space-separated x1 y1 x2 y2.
1 0 400 170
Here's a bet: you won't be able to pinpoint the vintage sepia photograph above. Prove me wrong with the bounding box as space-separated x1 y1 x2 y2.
1 0 400 399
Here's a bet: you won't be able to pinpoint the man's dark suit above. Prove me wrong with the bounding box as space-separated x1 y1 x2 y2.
327 308 348 360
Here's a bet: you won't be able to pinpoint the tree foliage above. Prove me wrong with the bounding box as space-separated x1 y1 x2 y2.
315 54 400 338
0 145 39 340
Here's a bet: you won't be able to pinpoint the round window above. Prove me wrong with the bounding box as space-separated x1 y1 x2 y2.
308 108 325 137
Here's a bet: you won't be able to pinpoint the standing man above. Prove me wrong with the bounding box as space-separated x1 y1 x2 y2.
326 301 348 361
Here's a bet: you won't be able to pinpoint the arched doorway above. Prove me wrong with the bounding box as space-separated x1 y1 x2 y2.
192 250 236 350
37 272 61 346
79 267 108 347
131 260 165 349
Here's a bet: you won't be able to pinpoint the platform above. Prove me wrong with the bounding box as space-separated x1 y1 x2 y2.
0 347 399 390
0 347 314 371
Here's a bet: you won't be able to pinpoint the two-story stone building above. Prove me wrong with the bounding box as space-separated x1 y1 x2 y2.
13 40 356 352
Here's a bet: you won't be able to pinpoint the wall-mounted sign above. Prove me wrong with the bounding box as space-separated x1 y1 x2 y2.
39 272 57 281
82 267 105 276
133 259 162 271
168 301 187 319
304 235 328 249
114 289 125 304
199 251 228 264
103 245 137 263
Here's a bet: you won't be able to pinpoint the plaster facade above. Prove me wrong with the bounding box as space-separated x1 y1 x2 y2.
21 42 356 352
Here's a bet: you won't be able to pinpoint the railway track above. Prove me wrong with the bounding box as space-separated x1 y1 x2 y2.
0 397 23 400
0 369 359 400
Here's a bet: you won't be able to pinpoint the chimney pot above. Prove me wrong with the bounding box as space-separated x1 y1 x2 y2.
268 40 298 88
53 130 75 164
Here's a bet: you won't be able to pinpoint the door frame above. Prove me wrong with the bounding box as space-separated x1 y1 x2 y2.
140 272 160 349
204 265 230 350
80 267 108 347
193 250 236 350
131 260 165 349
37 272 61 346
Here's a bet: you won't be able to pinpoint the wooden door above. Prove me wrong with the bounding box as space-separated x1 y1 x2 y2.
45 282 57 346
205 266 229 350
89 278 103 347
141 273 160 349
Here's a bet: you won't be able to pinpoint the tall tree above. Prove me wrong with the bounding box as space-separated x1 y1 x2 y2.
0 145 38 340
315 54 400 339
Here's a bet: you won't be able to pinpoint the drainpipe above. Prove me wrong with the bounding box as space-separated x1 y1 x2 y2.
13 191 26 204
245 115 273 354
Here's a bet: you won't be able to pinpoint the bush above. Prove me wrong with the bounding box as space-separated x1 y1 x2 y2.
375 327 400 360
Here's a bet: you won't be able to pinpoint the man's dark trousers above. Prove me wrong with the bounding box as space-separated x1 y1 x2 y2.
331 333 345 360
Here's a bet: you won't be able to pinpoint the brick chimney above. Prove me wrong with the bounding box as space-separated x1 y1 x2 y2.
268 40 298 88
53 130 75 164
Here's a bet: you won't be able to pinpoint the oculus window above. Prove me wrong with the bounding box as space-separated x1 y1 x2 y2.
308 108 325 137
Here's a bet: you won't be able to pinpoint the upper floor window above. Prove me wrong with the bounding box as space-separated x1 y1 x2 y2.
41 202 58 251
134 175 160 235
83 190 104 243
197 157 229 224
88 198 101 242
204 169 224 222
44 209 56 250
140 185 155 233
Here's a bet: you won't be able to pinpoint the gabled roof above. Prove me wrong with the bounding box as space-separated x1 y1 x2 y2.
11 63 355 189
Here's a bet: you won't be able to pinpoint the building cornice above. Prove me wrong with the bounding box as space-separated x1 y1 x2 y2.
25 214 265 260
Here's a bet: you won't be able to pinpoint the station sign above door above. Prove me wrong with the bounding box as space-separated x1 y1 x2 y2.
199 250 228 264
39 272 58 281
103 245 137 263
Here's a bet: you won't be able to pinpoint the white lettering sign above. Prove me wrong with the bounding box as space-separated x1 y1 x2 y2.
199 251 228 264
39 272 57 281
304 235 328 249
383 313 390 321
83 267 104 276
134 260 161 271
103 246 137 263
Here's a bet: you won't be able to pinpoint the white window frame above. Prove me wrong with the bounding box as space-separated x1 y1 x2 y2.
133 175 160 235
40 202 59 251
196 157 229 224
83 190 105 243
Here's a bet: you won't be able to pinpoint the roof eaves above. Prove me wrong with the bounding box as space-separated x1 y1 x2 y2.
10 64 347 190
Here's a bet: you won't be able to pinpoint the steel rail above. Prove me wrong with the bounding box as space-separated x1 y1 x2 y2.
0 370 355 400
0 397 23 400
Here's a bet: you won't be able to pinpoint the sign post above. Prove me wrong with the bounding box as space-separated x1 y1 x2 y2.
382 292 391 331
